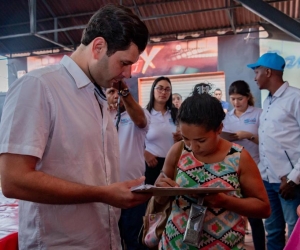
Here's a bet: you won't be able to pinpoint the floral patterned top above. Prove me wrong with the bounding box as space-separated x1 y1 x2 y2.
159 143 245 250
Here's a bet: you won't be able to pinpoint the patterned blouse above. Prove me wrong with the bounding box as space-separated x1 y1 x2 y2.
159 143 245 250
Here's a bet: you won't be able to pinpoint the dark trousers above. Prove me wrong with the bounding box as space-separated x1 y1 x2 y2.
145 157 165 185
248 217 266 250
119 203 148 250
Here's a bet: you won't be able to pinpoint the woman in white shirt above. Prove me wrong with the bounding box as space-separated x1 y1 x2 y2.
144 76 180 185
223 80 265 250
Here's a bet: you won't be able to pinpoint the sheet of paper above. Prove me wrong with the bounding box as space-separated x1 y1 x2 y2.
131 184 237 196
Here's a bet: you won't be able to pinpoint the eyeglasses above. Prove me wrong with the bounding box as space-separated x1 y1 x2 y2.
154 86 171 93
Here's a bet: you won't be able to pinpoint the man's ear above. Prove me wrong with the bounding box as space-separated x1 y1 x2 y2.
266 68 272 78
91 37 106 59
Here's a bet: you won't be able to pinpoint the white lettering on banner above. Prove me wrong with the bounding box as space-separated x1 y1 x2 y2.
140 46 164 74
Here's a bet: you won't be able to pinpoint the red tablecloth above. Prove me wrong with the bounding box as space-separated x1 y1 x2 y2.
0 191 18 250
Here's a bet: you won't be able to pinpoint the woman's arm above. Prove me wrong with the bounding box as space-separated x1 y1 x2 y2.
204 149 270 218
154 142 182 203
234 131 259 144
144 150 158 167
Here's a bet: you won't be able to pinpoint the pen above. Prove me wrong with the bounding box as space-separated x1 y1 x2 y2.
160 170 169 178
284 150 294 169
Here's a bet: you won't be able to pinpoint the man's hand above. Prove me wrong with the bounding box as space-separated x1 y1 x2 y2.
102 177 151 209
112 80 127 91
108 103 118 111
279 176 296 200
144 150 158 167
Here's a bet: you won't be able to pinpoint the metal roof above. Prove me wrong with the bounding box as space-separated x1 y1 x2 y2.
0 0 299 58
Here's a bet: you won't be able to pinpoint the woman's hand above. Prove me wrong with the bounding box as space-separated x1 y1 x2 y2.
144 150 158 167
154 172 179 204
155 174 179 188
203 193 227 207
234 131 252 140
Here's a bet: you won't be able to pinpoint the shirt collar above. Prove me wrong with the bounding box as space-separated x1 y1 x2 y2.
60 55 92 89
228 105 254 116
151 108 170 115
268 81 289 99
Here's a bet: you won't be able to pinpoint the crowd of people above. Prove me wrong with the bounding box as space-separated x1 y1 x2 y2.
0 3 299 250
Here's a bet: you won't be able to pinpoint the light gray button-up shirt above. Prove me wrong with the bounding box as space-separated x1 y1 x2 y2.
258 82 300 184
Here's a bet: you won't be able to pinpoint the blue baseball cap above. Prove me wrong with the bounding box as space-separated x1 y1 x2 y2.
247 52 285 71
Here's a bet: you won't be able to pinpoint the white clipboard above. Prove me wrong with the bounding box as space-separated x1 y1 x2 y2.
131 184 237 196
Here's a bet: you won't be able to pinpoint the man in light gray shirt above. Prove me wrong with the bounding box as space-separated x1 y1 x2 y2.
0 4 150 250
248 52 300 250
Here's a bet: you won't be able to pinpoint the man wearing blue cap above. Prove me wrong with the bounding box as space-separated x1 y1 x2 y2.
248 52 300 250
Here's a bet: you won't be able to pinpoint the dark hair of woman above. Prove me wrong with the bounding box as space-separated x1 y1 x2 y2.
178 93 225 132
228 80 254 106
191 82 213 96
145 76 178 124
81 4 149 56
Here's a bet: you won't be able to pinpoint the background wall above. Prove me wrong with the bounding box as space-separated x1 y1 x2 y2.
259 38 300 105
3 33 262 117
7 58 27 87
218 32 261 108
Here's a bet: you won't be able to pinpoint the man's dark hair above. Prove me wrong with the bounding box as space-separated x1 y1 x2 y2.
178 93 225 131
81 4 149 56
229 80 254 106
146 76 178 124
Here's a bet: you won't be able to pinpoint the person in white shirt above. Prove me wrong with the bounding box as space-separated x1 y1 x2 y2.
0 4 150 250
248 52 300 250
222 80 265 250
144 76 181 185
106 83 150 250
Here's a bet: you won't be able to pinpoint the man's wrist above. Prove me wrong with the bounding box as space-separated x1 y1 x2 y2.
118 88 130 97
287 178 297 187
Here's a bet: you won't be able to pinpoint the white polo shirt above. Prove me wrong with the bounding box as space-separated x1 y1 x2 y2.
223 106 262 164
145 109 177 158
258 82 300 184
113 109 150 181
0 56 121 250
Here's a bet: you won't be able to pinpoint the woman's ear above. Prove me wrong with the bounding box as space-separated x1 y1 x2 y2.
217 123 223 134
